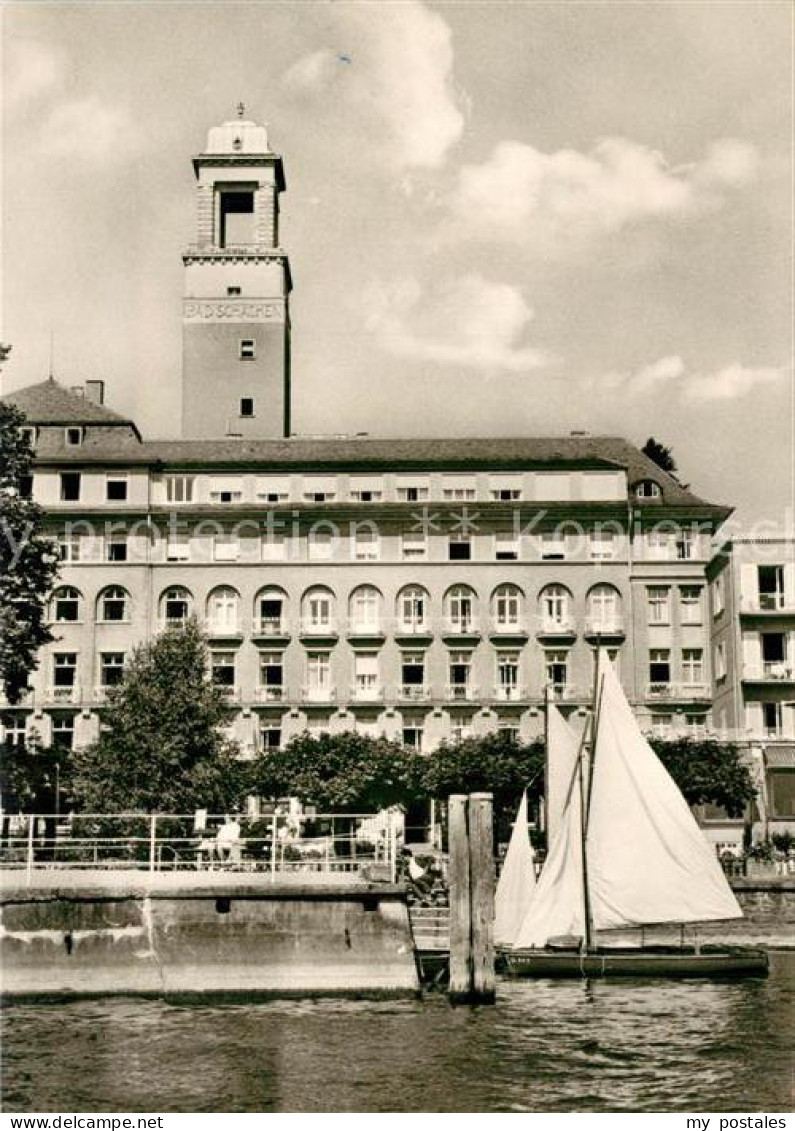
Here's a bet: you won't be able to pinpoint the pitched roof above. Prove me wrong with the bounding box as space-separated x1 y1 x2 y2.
0 379 136 427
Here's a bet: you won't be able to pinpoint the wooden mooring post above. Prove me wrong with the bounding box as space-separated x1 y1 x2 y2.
448 792 496 1004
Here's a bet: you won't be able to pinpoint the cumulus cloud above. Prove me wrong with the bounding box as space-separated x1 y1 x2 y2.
282 1 464 170
594 356 787 402
448 136 758 249
36 97 141 163
364 273 553 372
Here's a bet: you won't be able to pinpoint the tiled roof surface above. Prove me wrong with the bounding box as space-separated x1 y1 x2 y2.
1 379 134 426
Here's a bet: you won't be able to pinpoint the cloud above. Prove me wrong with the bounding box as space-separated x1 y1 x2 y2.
5 40 59 106
36 97 141 163
682 363 787 402
593 356 787 402
448 136 758 249
282 1 464 170
364 274 553 372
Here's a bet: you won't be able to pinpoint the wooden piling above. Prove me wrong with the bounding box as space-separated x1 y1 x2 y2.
447 792 496 1004
447 794 472 1003
469 792 496 1003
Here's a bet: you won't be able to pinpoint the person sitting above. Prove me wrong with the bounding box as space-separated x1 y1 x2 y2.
215 815 242 867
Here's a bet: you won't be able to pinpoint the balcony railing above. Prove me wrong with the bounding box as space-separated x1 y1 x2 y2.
646 682 711 700
213 685 242 702
205 620 243 638
255 686 285 703
252 618 291 637
537 616 576 636
394 620 431 636
349 684 384 702
301 686 336 703
397 684 431 701
741 595 793 613
493 685 526 702
300 620 338 637
585 616 625 636
443 619 480 636
446 683 478 701
743 664 794 682
346 621 384 638
45 686 80 705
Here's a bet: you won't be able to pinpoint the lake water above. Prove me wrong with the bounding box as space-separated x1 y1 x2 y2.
3 953 794 1113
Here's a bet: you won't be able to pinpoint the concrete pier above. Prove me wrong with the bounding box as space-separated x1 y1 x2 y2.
0 871 420 999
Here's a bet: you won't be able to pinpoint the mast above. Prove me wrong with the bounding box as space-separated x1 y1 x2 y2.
543 683 551 840
579 646 606 953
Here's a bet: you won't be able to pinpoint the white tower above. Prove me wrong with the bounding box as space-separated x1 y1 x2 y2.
181 107 292 438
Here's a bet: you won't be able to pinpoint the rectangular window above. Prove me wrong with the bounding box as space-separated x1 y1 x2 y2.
354 653 380 698
680 586 703 624
1 714 28 746
761 632 788 676
210 650 236 688
349 477 383 502
540 532 565 560
99 652 125 688
165 475 195 504
219 189 254 247
441 476 477 501
401 652 426 692
240 397 254 417
590 530 616 560
545 650 569 694
685 714 708 738
239 340 256 360
106 535 128 563
106 475 128 502
769 770 795 818
402 727 424 751
682 648 704 683
18 474 33 500
401 532 427 560
213 534 240 562
60 472 81 502
227 285 241 297
647 531 673 560
676 529 695 560
651 713 673 738
396 483 429 502
448 651 472 697
714 641 727 680
166 532 190 562
448 534 471 561
308 531 335 561
494 532 519 561
762 702 783 738
53 653 77 688
65 427 83 447
261 725 282 751
54 589 80 622
649 649 671 685
51 715 75 750
758 565 785 610
488 474 522 501
209 478 243 504
259 652 284 700
58 534 81 563
497 652 520 699
302 477 337 503
647 586 671 625
712 576 725 616
306 653 331 697
353 528 380 561
256 477 290 503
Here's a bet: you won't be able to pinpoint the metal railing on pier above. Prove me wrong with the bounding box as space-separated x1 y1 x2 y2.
0 811 401 881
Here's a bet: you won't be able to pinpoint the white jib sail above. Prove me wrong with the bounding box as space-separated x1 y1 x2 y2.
494 792 536 947
546 702 582 846
512 751 586 948
587 652 743 930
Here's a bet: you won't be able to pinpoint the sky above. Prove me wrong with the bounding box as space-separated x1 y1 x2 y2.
1 1 792 529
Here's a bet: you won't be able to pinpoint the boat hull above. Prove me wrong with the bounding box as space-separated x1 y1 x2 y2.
503 945 769 979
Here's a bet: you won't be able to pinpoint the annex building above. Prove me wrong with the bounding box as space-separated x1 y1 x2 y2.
1 115 737 794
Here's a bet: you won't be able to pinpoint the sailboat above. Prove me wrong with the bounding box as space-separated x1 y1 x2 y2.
495 792 536 948
504 652 769 978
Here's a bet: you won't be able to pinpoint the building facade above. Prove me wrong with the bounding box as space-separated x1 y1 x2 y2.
0 115 733 785
708 537 795 837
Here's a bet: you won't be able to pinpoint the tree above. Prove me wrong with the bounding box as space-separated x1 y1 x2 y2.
71 620 250 812
642 437 678 477
651 737 756 818
422 732 545 842
253 730 426 812
0 399 60 703
0 732 72 814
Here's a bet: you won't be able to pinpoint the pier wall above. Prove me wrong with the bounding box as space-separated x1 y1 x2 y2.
0 873 419 999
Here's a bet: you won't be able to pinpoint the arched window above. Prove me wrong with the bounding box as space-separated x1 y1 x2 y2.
255 587 288 634
348 586 382 633
98 586 130 623
587 584 622 631
302 586 335 631
160 586 193 625
636 480 662 499
492 584 523 628
538 584 571 630
396 585 429 632
52 586 82 623
445 585 477 632
206 586 240 633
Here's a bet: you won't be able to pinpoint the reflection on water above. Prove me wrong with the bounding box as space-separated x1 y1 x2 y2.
3 953 794 1113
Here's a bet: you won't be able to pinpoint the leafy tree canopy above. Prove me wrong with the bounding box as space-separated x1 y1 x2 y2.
252 730 427 813
0 399 60 703
71 620 250 813
651 737 755 818
0 732 73 814
642 436 678 477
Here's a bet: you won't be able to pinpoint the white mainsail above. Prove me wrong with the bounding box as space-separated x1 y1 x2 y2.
546 701 582 845
494 792 536 947
587 652 742 929
513 652 741 949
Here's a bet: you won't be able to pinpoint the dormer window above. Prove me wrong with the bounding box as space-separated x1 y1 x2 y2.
239 339 256 360
19 426 37 447
636 480 662 499
65 427 84 447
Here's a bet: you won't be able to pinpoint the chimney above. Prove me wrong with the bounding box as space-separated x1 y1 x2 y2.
85 379 105 405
